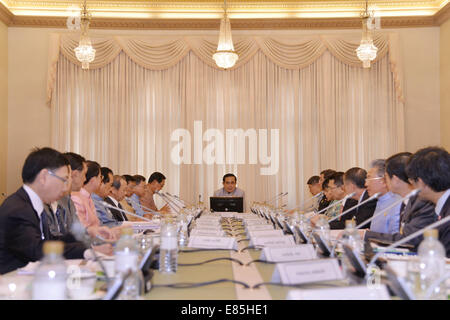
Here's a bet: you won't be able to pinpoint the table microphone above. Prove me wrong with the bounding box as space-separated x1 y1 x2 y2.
155 191 182 214
166 193 194 208
93 198 159 221
266 192 288 205
264 192 283 204
355 189 420 230
292 191 324 211
328 192 381 223
125 196 162 216
311 192 356 217
163 192 187 209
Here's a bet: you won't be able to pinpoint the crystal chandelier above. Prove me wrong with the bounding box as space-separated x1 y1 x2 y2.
74 1 96 70
213 0 238 69
356 1 378 68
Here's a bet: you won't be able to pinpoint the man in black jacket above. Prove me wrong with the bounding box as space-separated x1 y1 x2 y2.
105 175 129 222
0 148 86 274
364 152 437 249
405 147 450 257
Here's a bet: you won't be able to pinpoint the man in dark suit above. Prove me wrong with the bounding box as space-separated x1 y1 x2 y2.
364 153 437 249
0 147 87 274
330 167 375 229
406 147 450 257
317 169 336 212
105 175 129 222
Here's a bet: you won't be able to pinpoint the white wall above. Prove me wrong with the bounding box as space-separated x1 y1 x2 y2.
6 27 442 193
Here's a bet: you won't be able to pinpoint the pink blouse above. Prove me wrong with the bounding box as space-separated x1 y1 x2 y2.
71 187 101 229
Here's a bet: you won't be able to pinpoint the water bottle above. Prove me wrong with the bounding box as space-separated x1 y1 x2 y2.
32 241 67 300
177 214 189 248
313 215 330 246
416 229 446 299
159 218 178 273
341 219 363 253
114 228 144 299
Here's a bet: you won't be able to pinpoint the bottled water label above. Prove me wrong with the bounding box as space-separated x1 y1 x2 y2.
115 251 138 273
161 236 178 250
32 281 66 300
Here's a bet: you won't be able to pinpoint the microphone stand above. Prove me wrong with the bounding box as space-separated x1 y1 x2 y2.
125 196 163 216
310 192 356 218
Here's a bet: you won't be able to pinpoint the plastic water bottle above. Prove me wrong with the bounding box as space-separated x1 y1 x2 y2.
159 218 178 273
32 241 67 300
177 214 189 248
341 219 363 253
313 215 330 245
416 229 446 299
114 228 144 299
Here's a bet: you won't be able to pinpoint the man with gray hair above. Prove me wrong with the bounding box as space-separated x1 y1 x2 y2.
364 159 402 234
105 175 129 222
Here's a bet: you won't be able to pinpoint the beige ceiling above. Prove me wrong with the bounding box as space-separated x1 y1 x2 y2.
1 0 449 29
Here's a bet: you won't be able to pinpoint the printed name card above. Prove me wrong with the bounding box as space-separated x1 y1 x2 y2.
260 244 317 262
250 235 296 247
195 220 222 227
219 212 235 218
190 229 225 237
196 216 222 222
248 229 284 238
191 225 223 232
246 224 275 232
234 213 255 219
286 285 391 300
188 236 237 250
271 259 345 285
245 219 271 226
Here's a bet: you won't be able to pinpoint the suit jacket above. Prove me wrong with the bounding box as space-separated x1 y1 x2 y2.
44 195 80 242
0 187 86 274
437 195 450 258
104 197 127 222
364 195 437 249
329 198 359 229
317 194 331 212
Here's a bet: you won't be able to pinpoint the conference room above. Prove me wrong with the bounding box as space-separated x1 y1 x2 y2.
0 0 449 307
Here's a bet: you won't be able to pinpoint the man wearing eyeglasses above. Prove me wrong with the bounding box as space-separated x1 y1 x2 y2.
365 159 402 234
0 147 88 274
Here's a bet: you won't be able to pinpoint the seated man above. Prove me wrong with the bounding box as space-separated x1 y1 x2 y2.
306 175 322 211
92 167 123 227
0 148 103 274
365 159 402 234
363 152 437 249
330 167 377 229
406 147 450 257
141 172 170 215
119 175 141 221
105 175 129 222
214 173 246 211
317 169 336 211
128 175 148 217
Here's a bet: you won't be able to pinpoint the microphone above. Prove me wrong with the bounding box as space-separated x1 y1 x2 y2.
266 192 288 205
92 198 159 221
264 192 283 204
301 191 324 210
311 192 356 217
154 191 182 214
328 192 381 223
126 196 162 216
164 192 189 209
355 189 420 230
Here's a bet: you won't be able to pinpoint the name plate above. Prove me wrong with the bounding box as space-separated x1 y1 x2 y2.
219 212 235 218
188 236 237 250
245 220 269 226
260 244 317 262
190 229 225 237
191 225 223 232
250 235 296 247
246 224 275 232
234 213 254 219
271 259 345 285
195 220 221 227
197 215 222 221
248 229 284 238
286 285 391 300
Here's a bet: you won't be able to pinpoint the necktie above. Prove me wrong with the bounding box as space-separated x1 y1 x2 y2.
118 202 128 221
40 211 50 240
55 207 66 234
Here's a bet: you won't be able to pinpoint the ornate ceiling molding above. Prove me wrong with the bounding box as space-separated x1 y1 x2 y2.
1 0 449 29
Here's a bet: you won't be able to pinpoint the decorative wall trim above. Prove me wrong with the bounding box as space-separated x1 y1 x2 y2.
0 2 13 26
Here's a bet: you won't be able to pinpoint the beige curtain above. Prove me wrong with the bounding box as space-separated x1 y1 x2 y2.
50 34 405 209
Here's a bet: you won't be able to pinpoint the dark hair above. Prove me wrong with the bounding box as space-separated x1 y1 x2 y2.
307 176 320 185
406 147 450 192
148 172 166 184
133 175 146 185
22 147 69 184
329 172 344 187
63 152 86 171
84 161 101 185
122 175 135 184
386 152 413 184
320 169 336 180
322 177 332 190
112 175 124 190
344 167 367 189
222 173 237 183
100 167 113 183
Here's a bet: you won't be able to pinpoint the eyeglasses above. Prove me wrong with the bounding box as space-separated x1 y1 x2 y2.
366 176 384 182
48 170 69 185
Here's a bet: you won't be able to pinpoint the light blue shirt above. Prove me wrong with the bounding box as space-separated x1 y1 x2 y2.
370 191 401 234
129 193 145 217
92 193 122 227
